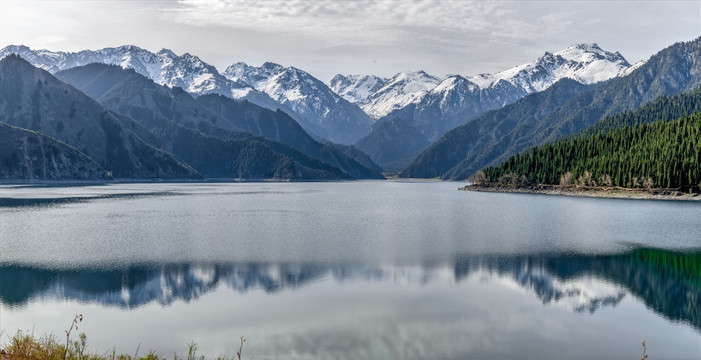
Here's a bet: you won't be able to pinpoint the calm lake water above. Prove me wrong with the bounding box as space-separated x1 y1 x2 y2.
0 181 699 359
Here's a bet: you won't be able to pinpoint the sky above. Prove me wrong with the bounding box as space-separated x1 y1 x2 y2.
0 0 699 82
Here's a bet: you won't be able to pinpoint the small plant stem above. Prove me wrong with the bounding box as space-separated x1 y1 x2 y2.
236 337 245 360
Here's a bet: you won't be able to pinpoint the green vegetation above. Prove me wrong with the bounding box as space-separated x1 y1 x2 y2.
583 86 701 136
480 113 701 189
1 317 246 360
625 248 701 285
608 248 701 330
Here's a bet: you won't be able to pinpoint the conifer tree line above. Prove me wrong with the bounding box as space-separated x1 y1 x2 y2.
583 86 701 136
478 87 701 189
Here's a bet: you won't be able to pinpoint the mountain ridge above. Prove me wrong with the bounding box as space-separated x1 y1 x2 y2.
402 37 701 180
223 61 374 144
352 43 632 170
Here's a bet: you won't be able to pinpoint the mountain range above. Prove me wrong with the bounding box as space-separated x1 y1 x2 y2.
0 55 383 181
1 37 698 180
350 44 634 169
0 45 373 145
1 43 634 157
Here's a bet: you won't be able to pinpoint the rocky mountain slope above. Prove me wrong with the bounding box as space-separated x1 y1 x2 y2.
332 71 441 119
224 62 374 144
328 74 387 105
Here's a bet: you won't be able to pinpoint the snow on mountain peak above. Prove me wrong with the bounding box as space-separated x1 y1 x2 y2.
157 48 176 57
555 43 628 64
431 75 476 94
0 45 258 101
222 62 251 82
465 43 631 93
328 74 388 104
358 70 442 119
223 61 373 144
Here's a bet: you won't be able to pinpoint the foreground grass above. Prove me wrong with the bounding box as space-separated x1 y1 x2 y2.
1 327 245 360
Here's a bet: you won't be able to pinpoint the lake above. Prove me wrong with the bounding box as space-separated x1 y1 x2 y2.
0 181 699 360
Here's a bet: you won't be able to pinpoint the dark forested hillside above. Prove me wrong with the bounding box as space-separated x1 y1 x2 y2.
481 113 701 189
582 86 701 136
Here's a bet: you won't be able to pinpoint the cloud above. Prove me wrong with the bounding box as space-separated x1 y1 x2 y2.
166 0 552 48
1 0 698 80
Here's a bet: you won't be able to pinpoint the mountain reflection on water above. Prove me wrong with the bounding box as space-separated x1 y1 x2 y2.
1 248 698 331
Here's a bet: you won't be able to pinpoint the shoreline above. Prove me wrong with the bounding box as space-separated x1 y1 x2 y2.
460 184 701 201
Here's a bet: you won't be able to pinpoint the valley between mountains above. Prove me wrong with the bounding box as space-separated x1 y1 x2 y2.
1 37 700 186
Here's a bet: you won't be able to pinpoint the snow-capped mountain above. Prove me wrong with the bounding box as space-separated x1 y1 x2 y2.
328 74 388 105
224 62 373 144
341 70 442 119
468 43 631 92
354 43 632 170
334 43 629 123
0 45 288 112
413 43 631 131
1 45 241 95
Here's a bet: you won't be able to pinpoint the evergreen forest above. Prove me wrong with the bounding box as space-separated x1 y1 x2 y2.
480 112 701 190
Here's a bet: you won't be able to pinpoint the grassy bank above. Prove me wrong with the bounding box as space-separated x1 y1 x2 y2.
1 324 245 360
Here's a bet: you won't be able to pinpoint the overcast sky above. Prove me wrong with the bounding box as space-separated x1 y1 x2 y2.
1 0 699 81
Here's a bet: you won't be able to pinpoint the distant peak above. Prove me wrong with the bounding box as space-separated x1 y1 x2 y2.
403 70 428 76
112 45 148 53
566 43 606 54
1 44 31 52
157 48 176 57
330 74 347 81
261 61 284 71
553 42 629 66
287 65 309 75
393 70 431 79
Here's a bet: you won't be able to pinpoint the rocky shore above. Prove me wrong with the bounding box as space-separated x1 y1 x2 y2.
460 184 701 201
